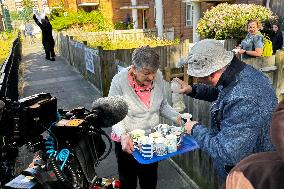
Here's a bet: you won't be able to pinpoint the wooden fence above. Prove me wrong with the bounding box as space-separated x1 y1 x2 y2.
57 33 284 189
270 0 284 25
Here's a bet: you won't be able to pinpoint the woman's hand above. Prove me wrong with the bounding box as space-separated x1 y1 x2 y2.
121 134 134 154
173 78 192 94
176 115 182 126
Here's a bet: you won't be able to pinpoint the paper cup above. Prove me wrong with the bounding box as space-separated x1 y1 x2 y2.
166 134 177 153
140 136 154 159
154 137 167 156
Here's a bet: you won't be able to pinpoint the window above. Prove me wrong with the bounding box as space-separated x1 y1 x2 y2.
43 4 50 14
42 4 49 9
185 3 193 27
33 7 39 14
16 6 23 13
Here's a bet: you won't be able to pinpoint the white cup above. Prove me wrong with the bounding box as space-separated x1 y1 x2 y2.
154 137 167 156
149 132 162 140
130 129 145 142
166 134 177 153
154 124 169 136
140 136 154 159
171 79 181 93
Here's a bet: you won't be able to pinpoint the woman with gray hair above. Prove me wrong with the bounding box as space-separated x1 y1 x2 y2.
108 46 181 189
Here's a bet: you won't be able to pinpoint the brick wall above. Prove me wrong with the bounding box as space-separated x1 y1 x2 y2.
108 0 132 25
48 0 78 12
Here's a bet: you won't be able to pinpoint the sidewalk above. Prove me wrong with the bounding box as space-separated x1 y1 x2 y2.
20 40 195 189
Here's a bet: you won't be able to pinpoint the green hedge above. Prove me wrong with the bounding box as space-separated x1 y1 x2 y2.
50 11 113 32
0 32 16 65
77 36 180 50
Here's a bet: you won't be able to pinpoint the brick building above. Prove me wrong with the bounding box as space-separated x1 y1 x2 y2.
46 0 223 41
2 0 50 14
47 0 276 42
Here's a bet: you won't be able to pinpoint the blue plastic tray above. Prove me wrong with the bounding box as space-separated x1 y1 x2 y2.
132 135 199 164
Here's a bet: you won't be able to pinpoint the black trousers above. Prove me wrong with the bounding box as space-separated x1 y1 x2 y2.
115 142 158 189
43 42 55 59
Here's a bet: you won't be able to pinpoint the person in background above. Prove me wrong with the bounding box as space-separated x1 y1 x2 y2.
226 99 284 189
19 24 26 38
269 23 283 54
25 22 35 44
236 19 264 59
108 46 181 189
175 39 277 182
33 14 56 61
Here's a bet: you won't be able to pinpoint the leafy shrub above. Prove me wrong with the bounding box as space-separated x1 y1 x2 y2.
197 3 277 41
75 36 179 50
0 32 16 64
49 6 67 20
50 11 113 32
114 21 134 30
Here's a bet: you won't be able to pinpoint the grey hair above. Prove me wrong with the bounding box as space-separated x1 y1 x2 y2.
132 46 160 71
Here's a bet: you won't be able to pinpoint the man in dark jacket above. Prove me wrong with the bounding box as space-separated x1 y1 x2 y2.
33 14 55 61
175 39 277 181
269 23 283 54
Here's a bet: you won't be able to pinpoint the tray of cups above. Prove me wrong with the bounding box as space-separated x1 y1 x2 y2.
130 124 199 164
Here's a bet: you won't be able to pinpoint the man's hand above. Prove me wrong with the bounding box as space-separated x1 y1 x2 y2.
121 134 134 154
173 78 192 94
185 120 199 135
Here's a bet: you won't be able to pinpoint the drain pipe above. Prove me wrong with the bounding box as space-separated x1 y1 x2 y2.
155 0 164 39
266 0 270 9
131 0 138 29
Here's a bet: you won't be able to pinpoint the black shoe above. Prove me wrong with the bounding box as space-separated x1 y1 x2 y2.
45 57 50 60
50 58 55 61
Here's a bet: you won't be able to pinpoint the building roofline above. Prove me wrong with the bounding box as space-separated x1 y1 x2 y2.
120 5 149 10
78 2 99 7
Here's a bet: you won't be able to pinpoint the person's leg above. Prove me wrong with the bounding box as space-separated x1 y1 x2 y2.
115 142 137 189
50 43 56 61
137 162 158 189
28 35 32 44
44 44 50 60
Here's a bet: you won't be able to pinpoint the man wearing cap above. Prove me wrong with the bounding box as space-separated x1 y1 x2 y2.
175 39 277 180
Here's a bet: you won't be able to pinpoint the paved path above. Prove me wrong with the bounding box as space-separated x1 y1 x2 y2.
18 39 195 189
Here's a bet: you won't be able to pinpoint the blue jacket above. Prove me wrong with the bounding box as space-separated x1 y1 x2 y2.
188 57 277 180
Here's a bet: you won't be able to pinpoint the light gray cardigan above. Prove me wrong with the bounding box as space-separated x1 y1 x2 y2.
108 66 180 137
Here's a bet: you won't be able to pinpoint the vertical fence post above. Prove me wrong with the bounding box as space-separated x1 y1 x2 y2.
275 50 284 101
66 35 72 65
